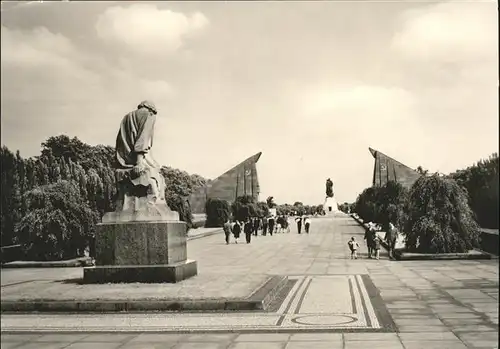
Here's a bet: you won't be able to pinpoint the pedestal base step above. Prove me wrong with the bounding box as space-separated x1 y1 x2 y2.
1 276 290 313
83 260 197 284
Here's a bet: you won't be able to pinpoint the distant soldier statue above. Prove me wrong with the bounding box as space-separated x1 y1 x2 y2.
326 178 334 198
103 100 179 222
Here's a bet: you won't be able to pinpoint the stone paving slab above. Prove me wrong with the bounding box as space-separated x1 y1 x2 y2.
2 331 496 349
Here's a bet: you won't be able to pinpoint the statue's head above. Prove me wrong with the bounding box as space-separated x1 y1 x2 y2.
137 100 157 115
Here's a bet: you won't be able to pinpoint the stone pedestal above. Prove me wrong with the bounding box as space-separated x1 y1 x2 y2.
84 221 197 283
324 196 339 215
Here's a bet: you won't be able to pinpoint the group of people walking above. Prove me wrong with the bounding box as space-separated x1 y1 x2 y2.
349 221 398 260
222 215 313 244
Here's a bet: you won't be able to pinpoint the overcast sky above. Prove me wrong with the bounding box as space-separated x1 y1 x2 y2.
1 1 498 205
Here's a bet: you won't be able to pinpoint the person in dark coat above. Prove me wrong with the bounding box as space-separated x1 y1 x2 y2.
364 222 376 258
244 219 253 243
268 217 275 236
295 216 303 234
253 217 260 236
232 221 241 244
262 217 268 236
223 219 232 245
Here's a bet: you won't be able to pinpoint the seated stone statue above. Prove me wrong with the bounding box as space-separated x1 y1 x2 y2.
102 100 179 223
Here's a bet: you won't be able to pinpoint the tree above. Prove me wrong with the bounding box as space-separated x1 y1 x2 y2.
1 146 22 246
315 204 325 215
15 180 99 261
339 202 350 213
266 196 276 208
404 174 481 253
205 198 231 227
293 202 305 216
161 166 207 229
416 166 429 176
449 153 498 229
276 203 293 216
376 181 408 230
256 201 270 217
354 187 381 223
232 195 257 222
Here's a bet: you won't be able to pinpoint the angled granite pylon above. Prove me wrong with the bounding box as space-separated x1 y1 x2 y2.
369 147 421 189
189 152 262 214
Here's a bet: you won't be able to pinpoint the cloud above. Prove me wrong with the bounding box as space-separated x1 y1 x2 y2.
2 25 79 69
1 23 174 155
95 4 209 55
302 85 415 118
298 85 422 142
289 84 431 187
1 25 101 104
391 1 497 64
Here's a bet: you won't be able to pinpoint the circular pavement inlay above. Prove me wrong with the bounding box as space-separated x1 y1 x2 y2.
292 314 357 326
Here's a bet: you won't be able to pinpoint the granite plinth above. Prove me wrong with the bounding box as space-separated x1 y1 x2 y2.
93 221 187 266
324 196 339 214
83 260 198 284
84 220 197 283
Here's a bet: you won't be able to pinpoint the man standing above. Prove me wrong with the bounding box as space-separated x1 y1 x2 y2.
262 217 268 236
253 217 260 236
244 219 253 244
304 216 311 233
232 221 241 244
223 219 232 245
296 216 303 234
268 216 275 236
364 222 376 258
385 222 399 259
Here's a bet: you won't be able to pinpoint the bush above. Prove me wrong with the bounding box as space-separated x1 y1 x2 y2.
404 174 481 253
232 195 257 222
256 201 270 217
166 195 194 230
354 186 382 223
354 182 408 227
205 198 231 227
15 180 99 261
376 181 408 230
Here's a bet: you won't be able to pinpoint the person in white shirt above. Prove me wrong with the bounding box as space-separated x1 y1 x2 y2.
295 216 303 234
304 217 311 233
348 237 360 259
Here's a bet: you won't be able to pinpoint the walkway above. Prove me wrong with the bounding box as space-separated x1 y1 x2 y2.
1 216 498 348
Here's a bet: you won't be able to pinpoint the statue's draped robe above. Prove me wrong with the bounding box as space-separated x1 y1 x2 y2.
114 108 164 197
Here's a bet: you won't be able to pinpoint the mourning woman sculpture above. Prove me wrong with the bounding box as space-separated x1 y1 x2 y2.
326 178 334 198
102 100 179 222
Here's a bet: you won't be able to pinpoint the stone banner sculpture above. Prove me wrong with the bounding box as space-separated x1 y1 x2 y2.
84 101 197 283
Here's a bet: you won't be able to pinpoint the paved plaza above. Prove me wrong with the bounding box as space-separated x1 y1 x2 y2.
1 216 498 348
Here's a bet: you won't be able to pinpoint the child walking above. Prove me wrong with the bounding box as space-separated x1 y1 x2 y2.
373 236 381 260
348 237 359 259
